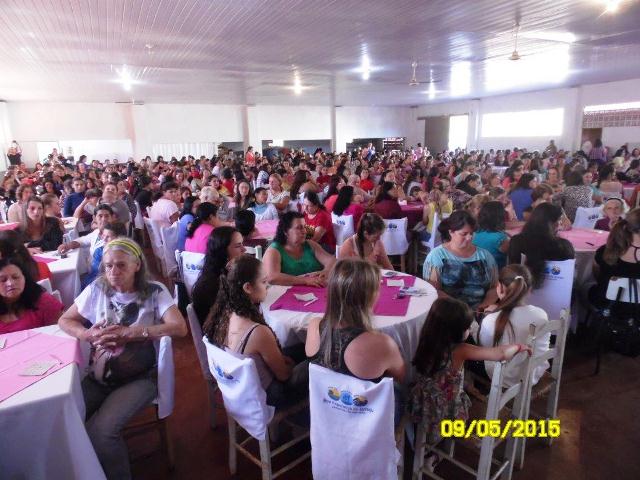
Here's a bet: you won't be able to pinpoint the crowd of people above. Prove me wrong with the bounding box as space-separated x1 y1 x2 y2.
2 139 640 479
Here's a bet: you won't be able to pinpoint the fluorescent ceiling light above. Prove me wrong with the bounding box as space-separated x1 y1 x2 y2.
450 61 471 97
519 31 576 43
584 101 640 112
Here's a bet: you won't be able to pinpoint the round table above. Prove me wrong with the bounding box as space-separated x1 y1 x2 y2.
399 202 424 228
261 272 437 371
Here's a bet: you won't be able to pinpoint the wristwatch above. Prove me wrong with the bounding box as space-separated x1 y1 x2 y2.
142 327 149 339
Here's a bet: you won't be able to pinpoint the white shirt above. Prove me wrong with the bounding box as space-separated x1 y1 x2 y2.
478 305 550 387
76 228 103 257
149 198 179 227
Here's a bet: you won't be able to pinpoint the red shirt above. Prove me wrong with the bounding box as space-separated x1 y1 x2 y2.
324 194 339 213
305 209 336 248
360 178 375 192
0 292 63 334
374 199 404 219
222 179 235 195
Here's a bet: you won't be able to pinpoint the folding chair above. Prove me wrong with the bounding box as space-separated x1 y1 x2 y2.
413 356 529 480
245 244 264 261
179 251 205 298
331 213 355 247
516 309 569 470
381 217 410 273
203 339 310 480
123 336 176 470
309 363 403 480
573 206 603 229
160 223 179 281
186 304 220 429
143 217 166 275
525 259 576 323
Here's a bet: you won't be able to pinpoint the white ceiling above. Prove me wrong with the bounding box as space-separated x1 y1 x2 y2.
0 0 639 106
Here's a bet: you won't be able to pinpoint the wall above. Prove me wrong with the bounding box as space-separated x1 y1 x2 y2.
415 78 640 152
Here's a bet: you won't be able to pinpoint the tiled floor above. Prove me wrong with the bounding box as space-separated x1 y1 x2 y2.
128 331 640 480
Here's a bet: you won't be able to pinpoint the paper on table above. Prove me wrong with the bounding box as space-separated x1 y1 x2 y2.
19 360 58 376
0 338 6 349
294 293 317 302
386 279 405 287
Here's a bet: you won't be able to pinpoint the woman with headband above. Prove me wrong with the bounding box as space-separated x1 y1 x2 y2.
58 237 187 480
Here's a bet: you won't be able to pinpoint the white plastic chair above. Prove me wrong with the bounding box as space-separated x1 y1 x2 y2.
244 244 263 261
0 200 8 223
309 363 401 480
37 278 53 293
143 217 166 275
186 304 219 429
526 259 576 322
516 310 569 470
414 356 529 480
179 251 205 298
331 213 355 247
203 339 310 479
573 206 603 229
160 223 179 279
133 200 145 230
381 217 410 272
424 212 443 251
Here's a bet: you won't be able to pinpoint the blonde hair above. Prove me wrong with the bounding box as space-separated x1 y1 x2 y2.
199 186 219 203
318 259 381 366
492 264 532 346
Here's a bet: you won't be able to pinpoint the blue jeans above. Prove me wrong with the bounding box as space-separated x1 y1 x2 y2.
82 375 158 480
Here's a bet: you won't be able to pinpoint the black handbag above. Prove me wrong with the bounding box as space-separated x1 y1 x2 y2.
604 278 640 357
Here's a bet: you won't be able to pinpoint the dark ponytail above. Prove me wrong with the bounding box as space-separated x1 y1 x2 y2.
437 210 476 242
491 265 532 346
187 202 218 238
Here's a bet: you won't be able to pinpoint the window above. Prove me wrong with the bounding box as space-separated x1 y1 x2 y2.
481 108 564 137
583 101 640 112
448 115 468 151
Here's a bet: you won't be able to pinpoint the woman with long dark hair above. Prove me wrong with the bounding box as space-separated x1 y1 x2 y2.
177 196 201 251
509 173 538 220
332 185 365 228
303 191 335 251
508 203 575 289
323 174 345 212
184 202 229 254
373 181 404 220
204 255 308 407
338 213 393 270
191 226 246 324
20 196 64 252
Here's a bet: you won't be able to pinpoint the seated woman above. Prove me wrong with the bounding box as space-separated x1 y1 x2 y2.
594 197 625 231
0 230 51 281
596 164 623 200
476 264 549 387
303 191 336 252
509 173 538 220
192 226 246 325
508 203 575 289
306 258 405 383
184 202 230 254
234 209 256 237
263 211 336 287
0 256 64 334
338 213 393 270
204 255 308 408
555 170 594 222
177 196 200 252
20 196 64 252
267 173 290 214
373 181 405 220
58 238 187 480
7 184 34 223
472 201 509 269
249 187 279 221
41 193 62 219
232 179 255 218
332 185 365 228
423 210 498 311
589 208 640 317
419 189 453 234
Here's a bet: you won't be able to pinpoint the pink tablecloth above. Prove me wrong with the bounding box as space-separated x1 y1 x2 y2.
506 226 608 252
270 275 417 316
251 220 279 241
0 222 20 231
0 330 82 402
400 202 424 228
622 183 635 200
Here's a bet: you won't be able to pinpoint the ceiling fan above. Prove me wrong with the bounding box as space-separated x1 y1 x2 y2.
509 23 522 61
408 61 440 86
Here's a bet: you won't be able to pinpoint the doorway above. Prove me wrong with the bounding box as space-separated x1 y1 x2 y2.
581 128 602 150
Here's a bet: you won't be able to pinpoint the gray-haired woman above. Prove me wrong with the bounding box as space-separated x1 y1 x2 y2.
59 237 187 480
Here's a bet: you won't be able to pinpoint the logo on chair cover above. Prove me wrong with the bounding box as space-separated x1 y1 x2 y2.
211 361 234 381
544 265 562 276
325 386 372 413
387 224 397 229
185 262 203 272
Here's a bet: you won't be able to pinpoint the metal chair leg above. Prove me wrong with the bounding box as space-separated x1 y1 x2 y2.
228 417 237 475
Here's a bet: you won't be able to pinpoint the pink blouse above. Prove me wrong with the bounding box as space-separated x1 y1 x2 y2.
0 292 64 334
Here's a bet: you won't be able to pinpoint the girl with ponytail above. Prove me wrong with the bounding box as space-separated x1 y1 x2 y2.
477 264 550 387
203 255 308 407
184 202 231 254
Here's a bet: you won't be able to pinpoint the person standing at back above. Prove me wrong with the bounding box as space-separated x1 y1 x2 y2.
149 181 180 227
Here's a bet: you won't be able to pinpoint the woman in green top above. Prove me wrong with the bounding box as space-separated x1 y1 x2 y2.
263 212 336 287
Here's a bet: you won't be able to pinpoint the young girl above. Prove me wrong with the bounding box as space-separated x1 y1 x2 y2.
204 255 308 408
477 264 549 387
410 297 529 446
472 201 510 269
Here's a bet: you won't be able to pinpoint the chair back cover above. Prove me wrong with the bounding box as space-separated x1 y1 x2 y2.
156 336 175 419
331 213 355 247
160 223 179 277
186 304 212 383
204 338 274 440
180 251 205 297
527 259 576 321
573 206 603 229
309 363 397 480
381 218 410 255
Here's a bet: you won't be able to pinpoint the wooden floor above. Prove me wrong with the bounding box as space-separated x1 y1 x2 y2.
132 257 640 480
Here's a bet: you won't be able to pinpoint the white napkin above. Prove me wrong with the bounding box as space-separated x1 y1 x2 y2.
294 293 317 302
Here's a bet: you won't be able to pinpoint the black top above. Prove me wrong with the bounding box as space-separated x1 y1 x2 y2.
593 245 640 316
135 190 153 213
7 153 21 166
507 233 575 265
25 217 64 252
192 269 227 327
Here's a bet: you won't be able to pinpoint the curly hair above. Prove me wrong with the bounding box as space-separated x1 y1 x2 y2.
203 254 281 350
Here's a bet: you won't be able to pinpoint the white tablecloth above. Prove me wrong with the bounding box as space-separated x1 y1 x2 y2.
491 166 508 175
0 326 105 480
261 274 437 369
63 216 80 241
41 249 89 308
